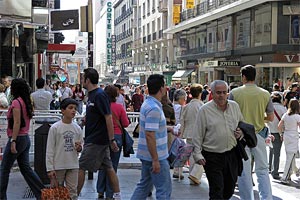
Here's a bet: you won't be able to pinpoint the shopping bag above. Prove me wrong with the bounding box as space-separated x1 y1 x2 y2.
168 137 194 168
41 178 70 200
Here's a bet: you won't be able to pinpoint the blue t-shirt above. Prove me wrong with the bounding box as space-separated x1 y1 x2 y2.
136 96 169 161
85 88 111 145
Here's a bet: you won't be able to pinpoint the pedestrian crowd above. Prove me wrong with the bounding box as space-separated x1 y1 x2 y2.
0 64 299 200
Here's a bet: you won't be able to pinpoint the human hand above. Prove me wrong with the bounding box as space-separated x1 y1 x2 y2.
47 171 56 179
234 127 243 139
110 141 119 152
74 141 82 152
152 160 160 174
10 142 17 154
197 159 206 166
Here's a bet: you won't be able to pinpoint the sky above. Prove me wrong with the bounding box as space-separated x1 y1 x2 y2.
60 0 88 43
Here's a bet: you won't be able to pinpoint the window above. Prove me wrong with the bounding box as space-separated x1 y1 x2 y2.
235 11 251 49
290 16 300 44
217 17 232 51
207 21 217 53
254 4 271 47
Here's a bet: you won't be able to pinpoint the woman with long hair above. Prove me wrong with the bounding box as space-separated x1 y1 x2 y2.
278 99 300 183
72 84 85 114
96 85 129 199
0 78 44 199
50 82 62 110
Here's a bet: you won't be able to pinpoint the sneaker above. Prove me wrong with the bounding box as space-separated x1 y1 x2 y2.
188 175 200 185
272 175 281 180
98 193 104 199
173 174 184 180
280 178 289 184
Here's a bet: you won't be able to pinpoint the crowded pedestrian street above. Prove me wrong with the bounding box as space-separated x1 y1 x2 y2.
4 124 300 200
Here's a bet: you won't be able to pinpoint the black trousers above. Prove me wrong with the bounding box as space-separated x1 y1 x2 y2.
202 148 238 200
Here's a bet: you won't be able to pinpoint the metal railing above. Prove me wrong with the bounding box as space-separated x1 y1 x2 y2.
0 111 140 159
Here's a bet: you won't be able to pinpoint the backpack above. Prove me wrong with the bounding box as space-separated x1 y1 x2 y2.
168 137 194 168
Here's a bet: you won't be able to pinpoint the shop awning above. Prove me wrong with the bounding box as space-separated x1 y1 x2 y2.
47 44 76 54
255 63 300 68
172 69 194 78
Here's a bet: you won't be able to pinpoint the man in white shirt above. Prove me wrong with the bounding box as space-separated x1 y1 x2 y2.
122 82 130 95
59 81 73 101
31 78 52 110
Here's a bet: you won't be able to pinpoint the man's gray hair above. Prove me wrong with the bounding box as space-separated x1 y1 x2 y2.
173 88 187 101
210 80 229 94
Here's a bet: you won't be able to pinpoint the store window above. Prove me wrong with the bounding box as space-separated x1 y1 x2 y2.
254 4 272 47
217 17 232 51
207 21 217 53
235 11 251 49
290 16 300 44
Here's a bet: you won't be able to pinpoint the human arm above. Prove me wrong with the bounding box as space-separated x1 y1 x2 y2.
46 126 56 174
120 107 130 128
105 114 119 152
192 108 206 165
10 103 22 154
145 130 160 173
264 98 274 122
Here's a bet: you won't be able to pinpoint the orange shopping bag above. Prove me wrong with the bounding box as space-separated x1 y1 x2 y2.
41 177 70 200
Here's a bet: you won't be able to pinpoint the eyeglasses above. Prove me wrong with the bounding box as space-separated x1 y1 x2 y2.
215 91 228 95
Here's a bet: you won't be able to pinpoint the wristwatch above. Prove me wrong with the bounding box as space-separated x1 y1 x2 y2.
110 138 116 143
11 139 17 143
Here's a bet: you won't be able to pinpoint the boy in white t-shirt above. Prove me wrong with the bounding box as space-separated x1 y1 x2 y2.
46 98 83 199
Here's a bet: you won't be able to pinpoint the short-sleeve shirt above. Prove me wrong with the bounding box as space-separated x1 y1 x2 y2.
7 97 31 137
85 88 111 145
136 96 168 161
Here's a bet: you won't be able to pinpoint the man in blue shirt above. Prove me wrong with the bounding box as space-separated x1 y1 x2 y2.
131 74 172 200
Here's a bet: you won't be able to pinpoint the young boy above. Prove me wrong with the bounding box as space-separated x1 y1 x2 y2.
46 98 83 199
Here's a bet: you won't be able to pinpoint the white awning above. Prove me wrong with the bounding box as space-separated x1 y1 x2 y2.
255 63 300 68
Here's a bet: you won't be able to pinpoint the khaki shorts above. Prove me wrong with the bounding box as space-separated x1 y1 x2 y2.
79 143 113 172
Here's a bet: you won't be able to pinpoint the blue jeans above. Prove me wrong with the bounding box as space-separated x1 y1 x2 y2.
238 134 272 200
131 159 172 200
96 134 122 198
0 136 44 199
76 100 83 114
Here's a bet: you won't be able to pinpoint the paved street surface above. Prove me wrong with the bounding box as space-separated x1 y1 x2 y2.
4 123 300 199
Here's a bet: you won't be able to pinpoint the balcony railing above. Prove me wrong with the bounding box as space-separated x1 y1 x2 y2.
180 0 239 22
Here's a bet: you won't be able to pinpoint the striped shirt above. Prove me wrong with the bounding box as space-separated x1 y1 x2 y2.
136 96 168 161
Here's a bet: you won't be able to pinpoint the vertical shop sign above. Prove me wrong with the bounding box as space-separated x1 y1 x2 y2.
111 35 116 66
186 0 194 9
173 5 181 25
107 0 112 66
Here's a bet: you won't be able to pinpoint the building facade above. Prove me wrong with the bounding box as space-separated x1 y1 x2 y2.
165 0 300 89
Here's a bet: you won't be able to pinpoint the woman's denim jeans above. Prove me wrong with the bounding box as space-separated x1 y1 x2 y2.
131 159 172 200
0 135 44 199
96 134 122 198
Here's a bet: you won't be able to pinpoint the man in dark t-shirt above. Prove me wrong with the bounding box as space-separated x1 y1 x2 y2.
284 83 299 108
77 68 121 199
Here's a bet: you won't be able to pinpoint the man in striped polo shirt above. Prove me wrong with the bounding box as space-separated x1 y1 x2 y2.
131 74 172 200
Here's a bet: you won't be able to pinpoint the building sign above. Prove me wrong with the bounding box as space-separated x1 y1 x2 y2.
186 0 194 9
218 61 240 66
204 60 218 67
274 53 300 63
106 1 113 66
173 5 181 25
111 35 116 66
50 10 79 31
